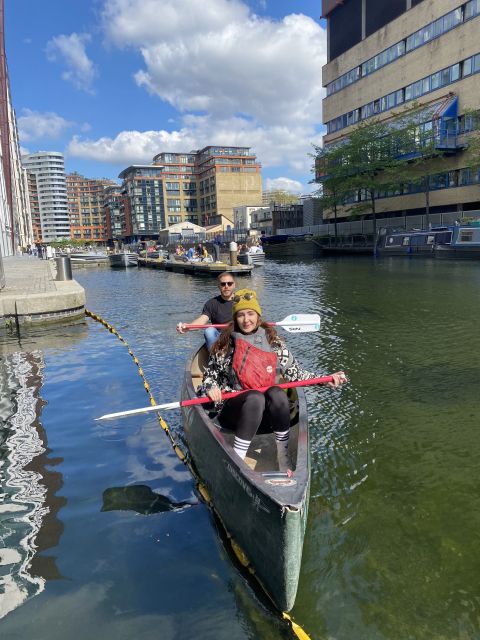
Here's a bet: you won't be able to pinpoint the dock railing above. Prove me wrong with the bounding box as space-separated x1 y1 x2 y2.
278 210 480 238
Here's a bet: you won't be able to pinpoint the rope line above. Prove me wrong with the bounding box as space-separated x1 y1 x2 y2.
85 308 311 640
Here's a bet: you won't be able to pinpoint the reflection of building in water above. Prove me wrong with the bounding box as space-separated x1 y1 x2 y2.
0 351 66 619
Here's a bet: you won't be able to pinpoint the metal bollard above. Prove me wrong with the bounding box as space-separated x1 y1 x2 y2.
55 256 72 281
229 241 238 266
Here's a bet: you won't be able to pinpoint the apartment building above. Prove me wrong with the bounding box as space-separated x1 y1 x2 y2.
66 173 116 244
23 152 69 242
0 0 33 259
26 171 41 243
152 146 262 227
321 0 480 219
115 146 262 242
103 184 124 243
117 166 165 241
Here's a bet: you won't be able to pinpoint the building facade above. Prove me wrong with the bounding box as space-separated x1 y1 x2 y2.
233 204 267 230
115 146 262 242
66 173 116 244
117 165 165 242
152 146 262 227
321 0 480 219
103 184 124 244
0 0 33 261
23 152 69 242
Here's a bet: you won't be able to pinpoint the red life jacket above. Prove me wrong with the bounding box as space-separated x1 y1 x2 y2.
232 328 278 390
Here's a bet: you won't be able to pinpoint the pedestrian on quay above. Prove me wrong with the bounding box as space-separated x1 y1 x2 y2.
176 272 236 351
199 289 347 469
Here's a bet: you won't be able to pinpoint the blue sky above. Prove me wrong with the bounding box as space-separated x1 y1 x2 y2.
7 0 326 194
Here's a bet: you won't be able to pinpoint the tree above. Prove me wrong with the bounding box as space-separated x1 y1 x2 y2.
312 142 354 242
263 190 300 206
314 118 405 237
391 105 480 227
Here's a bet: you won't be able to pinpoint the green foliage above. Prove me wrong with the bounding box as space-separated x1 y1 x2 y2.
50 238 85 248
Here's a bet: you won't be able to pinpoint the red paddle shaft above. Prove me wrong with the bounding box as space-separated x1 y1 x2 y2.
181 375 335 408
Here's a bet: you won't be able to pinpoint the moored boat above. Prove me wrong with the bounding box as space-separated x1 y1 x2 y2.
377 222 480 259
59 251 109 265
181 346 310 612
260 234 320 259
109 252 139 268
433 223 480 259
237 250 266 266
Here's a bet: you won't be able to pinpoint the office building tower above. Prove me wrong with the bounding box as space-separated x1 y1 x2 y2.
321 0 480 220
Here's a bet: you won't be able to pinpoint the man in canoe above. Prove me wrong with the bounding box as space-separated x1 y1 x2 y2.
176 272 236 351
199 289 347 470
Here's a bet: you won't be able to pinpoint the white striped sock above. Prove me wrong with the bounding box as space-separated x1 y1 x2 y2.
233 436 251 460
274 430 290 445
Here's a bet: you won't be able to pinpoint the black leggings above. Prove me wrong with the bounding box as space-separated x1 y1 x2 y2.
218 386 290 440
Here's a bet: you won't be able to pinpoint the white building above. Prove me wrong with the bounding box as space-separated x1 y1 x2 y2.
22 152 69 242
233 204 269 230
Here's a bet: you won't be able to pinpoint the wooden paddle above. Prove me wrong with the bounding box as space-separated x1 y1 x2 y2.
96 374 339 421
183 313 321 334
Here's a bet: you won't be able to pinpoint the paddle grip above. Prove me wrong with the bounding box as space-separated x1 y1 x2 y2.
180 375 336 408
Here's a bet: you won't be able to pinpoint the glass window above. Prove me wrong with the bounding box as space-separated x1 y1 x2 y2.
440 68 450 86
463 57 473 76
473 54 480 73
448 171 457 187
459 231 474 242
431 71 441 90
465 0 480 20
405 84 413 101
451 63 460 82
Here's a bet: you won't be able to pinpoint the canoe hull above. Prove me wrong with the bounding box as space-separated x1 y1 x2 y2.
181 350 310 611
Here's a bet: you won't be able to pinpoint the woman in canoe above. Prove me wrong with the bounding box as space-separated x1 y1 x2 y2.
200 289 346 470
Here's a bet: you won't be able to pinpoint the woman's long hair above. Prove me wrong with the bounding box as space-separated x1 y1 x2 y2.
211 316 279 355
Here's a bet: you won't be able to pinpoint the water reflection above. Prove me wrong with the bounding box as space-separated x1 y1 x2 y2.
0 351 65 618
101 485 195 515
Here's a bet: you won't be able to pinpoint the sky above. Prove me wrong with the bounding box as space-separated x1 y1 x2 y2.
6 0 327 194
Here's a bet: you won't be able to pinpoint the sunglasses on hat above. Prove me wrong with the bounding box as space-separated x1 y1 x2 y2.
233 292 255 302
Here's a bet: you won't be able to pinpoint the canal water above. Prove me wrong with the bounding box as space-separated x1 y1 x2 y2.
1 257 479 640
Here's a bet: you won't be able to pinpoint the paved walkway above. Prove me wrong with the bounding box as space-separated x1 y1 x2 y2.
0 256 85 327
2 256 57 294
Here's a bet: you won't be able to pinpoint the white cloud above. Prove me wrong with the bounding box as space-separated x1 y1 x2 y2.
67 114 323 175
17 109 74 142
264 177 304 193
46 33 97 93
101 0 326 127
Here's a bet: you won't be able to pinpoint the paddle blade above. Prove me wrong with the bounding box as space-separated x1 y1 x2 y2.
275 314 321 333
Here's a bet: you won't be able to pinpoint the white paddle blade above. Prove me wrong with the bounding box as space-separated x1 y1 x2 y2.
277 314 321 333
96 401 180 421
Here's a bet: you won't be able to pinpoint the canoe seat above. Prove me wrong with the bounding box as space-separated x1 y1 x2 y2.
191 346 209 390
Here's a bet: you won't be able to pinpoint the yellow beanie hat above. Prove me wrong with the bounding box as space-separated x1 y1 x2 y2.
232 289 262 317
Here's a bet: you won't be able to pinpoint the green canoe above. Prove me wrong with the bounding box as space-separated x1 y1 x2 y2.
181 346 311 612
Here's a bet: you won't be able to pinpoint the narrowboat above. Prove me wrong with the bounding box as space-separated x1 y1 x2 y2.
434 223 480 259
181 346 311 612
376 227 452 256
260 234 321 259
376 223 480 259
